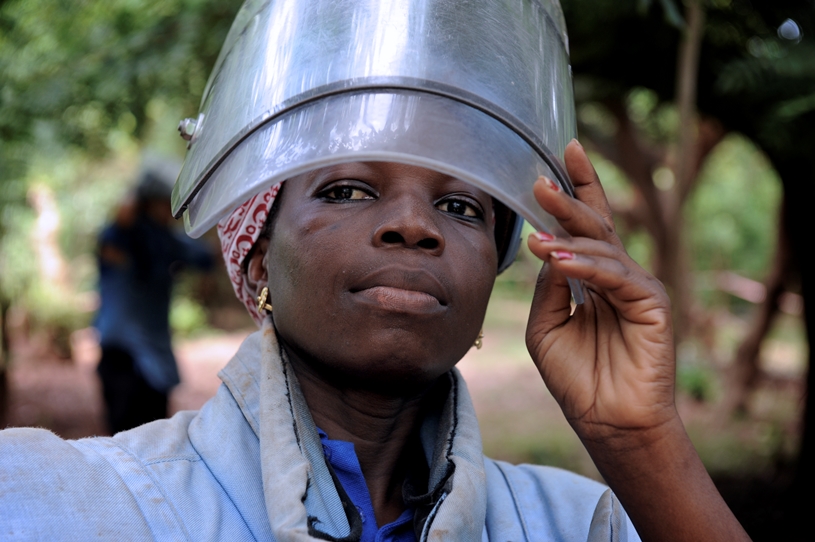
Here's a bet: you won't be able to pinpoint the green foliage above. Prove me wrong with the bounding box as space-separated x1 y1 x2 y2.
625 87 679 144
677 362 717 402
170 295 208 338
676 339 721 401
0 0 239 151
565 0 815 160
0 0 240 292
686 134 782 278
0 0 239 331
715 43 815 152
0 137 139 325
0 205 37 300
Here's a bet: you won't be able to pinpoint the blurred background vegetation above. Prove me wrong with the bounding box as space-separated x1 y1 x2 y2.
1 1 814 539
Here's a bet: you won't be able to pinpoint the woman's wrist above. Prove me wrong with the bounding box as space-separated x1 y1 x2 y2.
574 405 682 455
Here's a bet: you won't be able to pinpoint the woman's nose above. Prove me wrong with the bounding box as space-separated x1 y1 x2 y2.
372 196 445 255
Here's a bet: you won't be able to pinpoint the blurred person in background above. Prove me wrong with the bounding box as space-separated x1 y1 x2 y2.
94 160 213 434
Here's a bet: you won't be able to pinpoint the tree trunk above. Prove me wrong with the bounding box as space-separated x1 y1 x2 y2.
722 201 793 416
580 2 714 344
763 151 815 522
669 0 705 339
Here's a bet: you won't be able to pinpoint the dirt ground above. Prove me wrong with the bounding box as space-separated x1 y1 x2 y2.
2 305 808 540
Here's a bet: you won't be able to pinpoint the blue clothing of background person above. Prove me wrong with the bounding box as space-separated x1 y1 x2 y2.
94 164 213 434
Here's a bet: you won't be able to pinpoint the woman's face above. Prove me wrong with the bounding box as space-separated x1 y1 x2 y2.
263 161 499 392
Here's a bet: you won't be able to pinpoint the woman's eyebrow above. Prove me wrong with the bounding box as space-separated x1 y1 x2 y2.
310 164 379 183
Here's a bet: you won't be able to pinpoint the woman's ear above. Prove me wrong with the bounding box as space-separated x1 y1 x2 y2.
245 237 270 295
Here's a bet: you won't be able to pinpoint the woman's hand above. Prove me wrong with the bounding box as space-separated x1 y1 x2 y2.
525 140 750 542
526 139 676 445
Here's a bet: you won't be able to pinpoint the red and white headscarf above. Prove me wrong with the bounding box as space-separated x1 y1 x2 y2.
217 182 283 326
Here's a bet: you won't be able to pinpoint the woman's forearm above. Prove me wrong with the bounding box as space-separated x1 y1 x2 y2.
581 415 751 542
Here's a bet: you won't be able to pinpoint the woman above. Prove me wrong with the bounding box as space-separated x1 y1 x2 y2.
0 148 749 541
0 0 749 540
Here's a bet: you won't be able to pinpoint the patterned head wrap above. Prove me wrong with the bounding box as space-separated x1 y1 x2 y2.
217 182 283 326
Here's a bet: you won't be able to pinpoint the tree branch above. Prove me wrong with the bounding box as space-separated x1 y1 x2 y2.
679 116 727 203
604 99 667 242
674 0 705 200
721 199 793 416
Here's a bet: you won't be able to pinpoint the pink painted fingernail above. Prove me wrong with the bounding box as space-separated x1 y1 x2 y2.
533 231 555 242
543 176 560 192
550 250 575 261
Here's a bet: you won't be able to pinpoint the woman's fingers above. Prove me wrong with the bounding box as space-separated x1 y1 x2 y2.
533 140 624 249
564 140 616 233
527 234 669 324
533 177 617 244
526 240 574 337
527 141 662 340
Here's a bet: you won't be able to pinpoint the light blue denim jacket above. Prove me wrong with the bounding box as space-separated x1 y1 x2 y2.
0 323 641 541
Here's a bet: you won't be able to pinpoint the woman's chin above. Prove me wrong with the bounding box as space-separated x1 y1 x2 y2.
294 350 457 397
278 323 470 393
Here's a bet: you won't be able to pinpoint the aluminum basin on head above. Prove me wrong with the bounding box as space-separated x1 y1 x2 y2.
172 0 583 299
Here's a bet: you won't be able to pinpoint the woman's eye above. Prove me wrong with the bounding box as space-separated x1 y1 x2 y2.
437 199 480 218
322 186 374 201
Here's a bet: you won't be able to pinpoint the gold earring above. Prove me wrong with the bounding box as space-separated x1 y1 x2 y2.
474 329 484 350
257 287 273 314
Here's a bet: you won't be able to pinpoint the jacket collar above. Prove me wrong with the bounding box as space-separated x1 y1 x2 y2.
217 322 488 541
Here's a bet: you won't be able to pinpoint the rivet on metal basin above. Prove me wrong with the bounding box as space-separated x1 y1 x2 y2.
177 118 197 141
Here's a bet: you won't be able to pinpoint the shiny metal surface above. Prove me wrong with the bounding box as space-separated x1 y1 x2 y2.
185 89 555 242
174 0 575 219
172 0 581 298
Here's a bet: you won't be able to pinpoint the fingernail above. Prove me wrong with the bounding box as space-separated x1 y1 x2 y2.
542 176 560 192
571 138 583 149
533 231 555 242
550 251 575 261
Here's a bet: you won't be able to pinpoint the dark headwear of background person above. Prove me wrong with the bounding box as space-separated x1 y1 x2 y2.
136 160 176 201
95 156 214 435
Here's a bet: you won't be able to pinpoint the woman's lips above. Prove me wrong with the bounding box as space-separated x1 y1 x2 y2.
349 266 449 314
353 285 443 314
